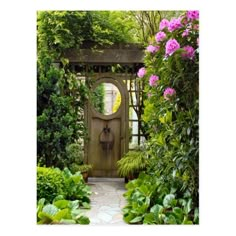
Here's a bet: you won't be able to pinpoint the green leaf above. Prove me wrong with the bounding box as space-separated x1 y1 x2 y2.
38 212 55 224
42 204 59 216
163 194 176 208
54 209 70 221
77 216 90 225
143 213 155 224
173 207 184 223
37 198 45 214
130 216 143 223
53 200 69 209
194 208 199 224
164 214 177 224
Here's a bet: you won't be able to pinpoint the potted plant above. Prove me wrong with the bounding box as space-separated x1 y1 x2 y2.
117 150 148 182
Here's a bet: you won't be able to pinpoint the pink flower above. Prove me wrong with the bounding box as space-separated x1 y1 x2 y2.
197 38 199 46
155 31 166 42
187 11 199 21
182 29 189 37
146 45 160 53
164 87 176 100
137 67 146 78
159 19 169 30
182 45 195 59
147 92 152 98
149 75 159 87
168 18 182 32
165 39 180 56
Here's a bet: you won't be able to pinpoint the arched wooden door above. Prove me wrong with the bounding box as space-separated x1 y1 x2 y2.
85 76 129 177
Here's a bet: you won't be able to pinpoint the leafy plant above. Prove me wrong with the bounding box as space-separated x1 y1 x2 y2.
37 167 65 203
37 166 91 207
62 168 91 205
123 173 198 224
37 198 90 224
117 151 148 178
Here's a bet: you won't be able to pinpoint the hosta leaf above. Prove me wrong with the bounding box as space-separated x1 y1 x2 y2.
130 216 143 223
53 200 69 209
42 204 59 216
54 209 70 221
163 194 176 208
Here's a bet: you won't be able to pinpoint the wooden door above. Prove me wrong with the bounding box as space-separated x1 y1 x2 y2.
85 77 128 177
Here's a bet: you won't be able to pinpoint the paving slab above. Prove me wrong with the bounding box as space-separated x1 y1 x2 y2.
84 177 128 225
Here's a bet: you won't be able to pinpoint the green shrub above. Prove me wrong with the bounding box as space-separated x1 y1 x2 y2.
37 167 91 207
117 151 148 177
66 143 84 165
37 167 65 202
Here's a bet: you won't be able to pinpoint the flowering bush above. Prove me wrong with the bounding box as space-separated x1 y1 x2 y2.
146 45 160 53
124 11 199 225
137 67 146 78
149 75 159 87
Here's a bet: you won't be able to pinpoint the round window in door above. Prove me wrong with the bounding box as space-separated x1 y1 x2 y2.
91 82 122 115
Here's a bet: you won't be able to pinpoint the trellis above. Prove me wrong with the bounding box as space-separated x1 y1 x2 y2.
63 43 146 149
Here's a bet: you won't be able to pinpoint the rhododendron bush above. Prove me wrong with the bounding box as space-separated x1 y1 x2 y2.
123 11 199 224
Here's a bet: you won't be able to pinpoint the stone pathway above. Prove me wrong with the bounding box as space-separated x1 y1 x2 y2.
83 177 128 225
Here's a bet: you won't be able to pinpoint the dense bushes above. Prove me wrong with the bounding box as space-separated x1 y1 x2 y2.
37 167 65 203
37 167 91 205
123 10 199 224
37 166 91 224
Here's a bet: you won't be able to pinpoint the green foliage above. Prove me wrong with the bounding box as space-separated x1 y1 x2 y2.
122 11 199 224
37 167 65 203
123 173 198 224
91 83 105 114
62 168 91 204
66 143 84 165
37 197 90 224
37 166 91 207
117 151 148 177
37 11 140 167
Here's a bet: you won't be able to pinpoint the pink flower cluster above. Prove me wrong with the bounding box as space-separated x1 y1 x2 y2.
168 18 183 32
155 31 166 42
149 75 159 87
146 45 160 53
165 39 180 56
187 11 199 21
137 67 146 78
182 45 195 59
164 87 176 100
159 19 169 30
